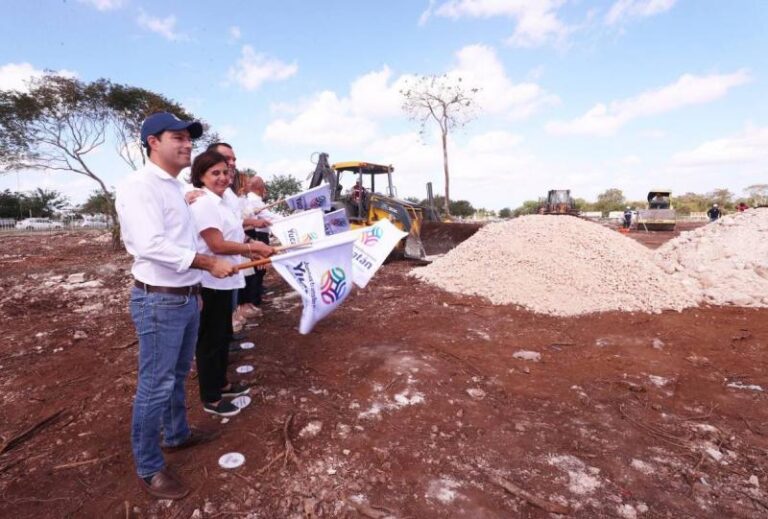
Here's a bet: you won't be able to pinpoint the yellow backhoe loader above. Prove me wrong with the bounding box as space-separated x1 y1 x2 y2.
308 153 480 260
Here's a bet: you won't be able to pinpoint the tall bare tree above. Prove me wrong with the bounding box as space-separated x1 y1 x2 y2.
401 75 478 217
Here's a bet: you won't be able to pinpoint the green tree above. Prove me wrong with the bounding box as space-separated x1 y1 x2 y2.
80 189 115 215
0 189 23 218
513 199 541 217
266 173 303 202
0 74 210 246
706 188 734 210
20 188 68 217
474 207 496 218
498 207 512 218
744 184 768 206
418 195 474 218
401 75 479 217
573 198 592 211
449 199 475 218
105 82 212 170
592 188 626 213
672 192 709 214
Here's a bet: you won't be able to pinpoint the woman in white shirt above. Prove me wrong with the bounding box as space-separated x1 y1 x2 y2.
188 150 274 417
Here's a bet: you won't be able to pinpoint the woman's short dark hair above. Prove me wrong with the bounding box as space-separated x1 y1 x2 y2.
190 150 228 188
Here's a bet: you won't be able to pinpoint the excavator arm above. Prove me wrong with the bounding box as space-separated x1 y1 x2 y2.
308 152 339 198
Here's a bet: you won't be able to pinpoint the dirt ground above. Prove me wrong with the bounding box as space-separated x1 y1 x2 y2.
1 225 766 519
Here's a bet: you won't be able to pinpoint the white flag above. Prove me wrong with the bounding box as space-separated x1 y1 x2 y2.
285 184 332 211
323 208 351 235
350 219 407 288
269 208 326 246
270 234 357 334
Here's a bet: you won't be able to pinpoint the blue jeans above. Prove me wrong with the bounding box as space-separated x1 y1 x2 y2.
129 287 199 478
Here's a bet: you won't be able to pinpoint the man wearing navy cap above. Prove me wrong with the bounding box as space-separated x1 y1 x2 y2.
116 112 237 499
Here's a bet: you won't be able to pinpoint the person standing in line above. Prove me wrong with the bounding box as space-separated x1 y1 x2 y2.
623 206 633 229
707 203 721 222
187 150 274 417
243 175 278 310
116 112 237 500
205 142 266 328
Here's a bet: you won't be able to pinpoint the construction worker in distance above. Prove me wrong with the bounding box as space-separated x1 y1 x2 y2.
623 206 632 229
707 203 721 222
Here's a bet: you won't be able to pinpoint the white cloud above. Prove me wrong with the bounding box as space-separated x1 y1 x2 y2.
264 91 377 147
262 44 553 151
137 10 185 41
349 66 410 118
605 0 677 26
217 124 239 140
639 129 666 139
450 44 558 118
228 45 297 91
78 0 124 11
423 0 571 47
672 126 768 168
620 155 642 165
546 70 751 136
0 63 77 92
229 26 242 41
466 131 522 153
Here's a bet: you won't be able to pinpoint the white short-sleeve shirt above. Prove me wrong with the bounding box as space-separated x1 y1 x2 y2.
189 188 246 290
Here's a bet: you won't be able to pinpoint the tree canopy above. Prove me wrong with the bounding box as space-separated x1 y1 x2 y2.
0 188 68 218
418 195 475 218
0 74 211 245
266 173 303 202
80 189 115 215
592 188 627 212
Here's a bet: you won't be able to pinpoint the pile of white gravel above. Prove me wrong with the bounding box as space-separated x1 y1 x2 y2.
412 215 698 316
655 209 768 307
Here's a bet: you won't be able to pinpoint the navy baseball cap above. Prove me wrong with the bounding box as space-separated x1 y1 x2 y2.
140 112 203 145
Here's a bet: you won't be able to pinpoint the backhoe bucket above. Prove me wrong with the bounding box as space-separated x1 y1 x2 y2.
419 221 483 257
404 233 427 260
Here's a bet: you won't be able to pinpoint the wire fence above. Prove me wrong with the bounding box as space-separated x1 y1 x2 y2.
0 219 114 234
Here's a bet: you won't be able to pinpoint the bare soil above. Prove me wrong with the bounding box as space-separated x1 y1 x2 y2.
619 221 707 250
1 228 766 519
421 222 483 255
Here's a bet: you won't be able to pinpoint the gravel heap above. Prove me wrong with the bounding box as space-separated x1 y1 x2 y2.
656 209 768 307
412 215 698 316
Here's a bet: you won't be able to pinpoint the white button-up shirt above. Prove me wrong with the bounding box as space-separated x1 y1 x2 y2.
116 161 202 287
189 189 246 290
243 192 280 234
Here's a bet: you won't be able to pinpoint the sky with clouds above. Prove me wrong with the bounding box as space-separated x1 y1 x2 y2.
1 0 766 209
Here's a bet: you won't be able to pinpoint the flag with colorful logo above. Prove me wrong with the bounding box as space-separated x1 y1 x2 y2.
350 219 407 288
270 233 358 334
285 184 332 211
269 208 326 246
323 208 351 235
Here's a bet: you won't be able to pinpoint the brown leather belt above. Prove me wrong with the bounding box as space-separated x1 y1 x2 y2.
134 280 201 296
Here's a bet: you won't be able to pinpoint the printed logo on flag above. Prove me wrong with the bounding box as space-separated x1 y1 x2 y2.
302 231 319 242
320 267 347 304
309 195 327 209
359 226 384 246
